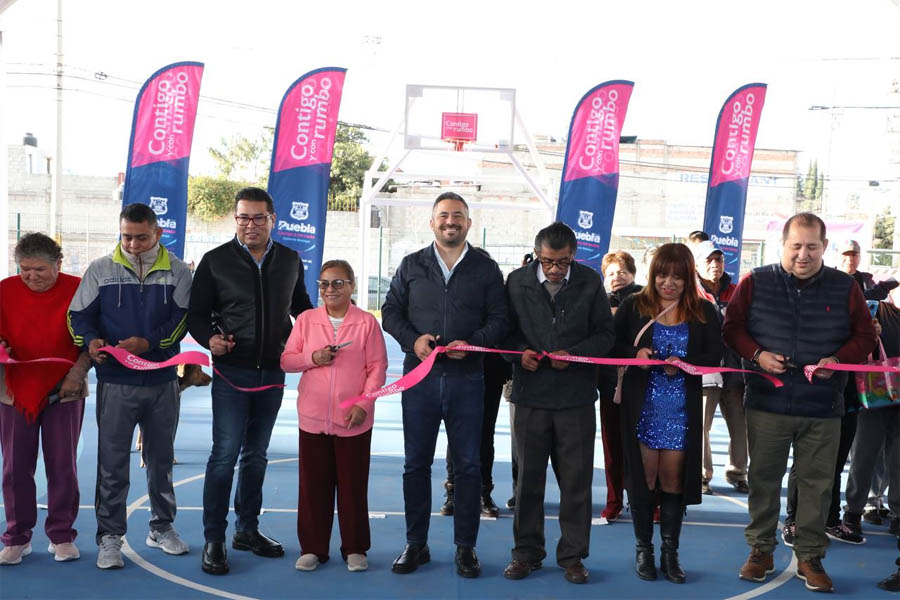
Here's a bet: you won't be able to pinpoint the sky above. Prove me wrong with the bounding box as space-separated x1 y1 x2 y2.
1 0 899 181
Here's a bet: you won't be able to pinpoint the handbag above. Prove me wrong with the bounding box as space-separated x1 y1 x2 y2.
613 302 677 405
855 338 900 410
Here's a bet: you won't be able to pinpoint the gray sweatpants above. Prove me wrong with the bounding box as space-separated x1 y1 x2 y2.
845 406 900 517
95 380 179 544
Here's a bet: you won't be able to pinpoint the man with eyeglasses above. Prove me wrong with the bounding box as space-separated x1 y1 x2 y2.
501 221 614 585
187 187 312 575
382 191 508 579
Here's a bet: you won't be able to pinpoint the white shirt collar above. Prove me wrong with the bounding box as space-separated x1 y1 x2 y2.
433 242 469 283
536 262 571 284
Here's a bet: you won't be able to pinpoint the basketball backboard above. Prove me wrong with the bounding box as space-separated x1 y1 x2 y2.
404 85 515 153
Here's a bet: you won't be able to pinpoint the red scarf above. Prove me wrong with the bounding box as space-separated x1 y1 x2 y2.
0 273 81 422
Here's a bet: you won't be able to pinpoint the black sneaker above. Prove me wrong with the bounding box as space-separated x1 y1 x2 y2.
506 496 516 509
825 523 866 544
701 480 712 495
781 522 795 547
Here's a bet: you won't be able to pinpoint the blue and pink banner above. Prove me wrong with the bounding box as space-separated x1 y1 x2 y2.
268 67 346 305
556 81 633 273
702 83 767 280
122 61 204 259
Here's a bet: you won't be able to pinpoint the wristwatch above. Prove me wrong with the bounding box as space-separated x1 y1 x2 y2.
750 348 763 366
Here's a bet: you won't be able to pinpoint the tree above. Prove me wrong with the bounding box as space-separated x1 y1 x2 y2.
328 125 389 211
188 176 251 221
194 125 383 216
209 130 273 187
796 160 824 212
873 209 895 266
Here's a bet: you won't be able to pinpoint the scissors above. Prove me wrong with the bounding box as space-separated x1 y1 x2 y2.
329 341 353 352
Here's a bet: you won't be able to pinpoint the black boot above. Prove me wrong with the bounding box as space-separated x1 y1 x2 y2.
631 502 657 580
481 484 499 518
440 481 455 516
659 491 685 584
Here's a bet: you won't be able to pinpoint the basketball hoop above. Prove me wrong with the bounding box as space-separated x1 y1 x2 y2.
441 112 478 152
448 139 468 152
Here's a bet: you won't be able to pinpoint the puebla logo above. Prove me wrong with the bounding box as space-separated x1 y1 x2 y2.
719 215 734 234
577 210 594 230
290 202 309 221
149 196 168 215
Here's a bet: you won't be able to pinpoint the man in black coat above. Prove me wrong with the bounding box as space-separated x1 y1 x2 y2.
381 192 508 579
501 222 615 585
187 187 312 575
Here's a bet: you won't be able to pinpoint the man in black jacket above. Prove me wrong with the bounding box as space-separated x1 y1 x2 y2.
501 222 615 585
382 192 507 579
187 187 312 575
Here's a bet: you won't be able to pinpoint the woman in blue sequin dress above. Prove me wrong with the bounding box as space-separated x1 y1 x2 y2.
613 243 721 584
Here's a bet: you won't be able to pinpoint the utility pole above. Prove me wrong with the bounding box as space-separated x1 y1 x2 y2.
50 0 62 240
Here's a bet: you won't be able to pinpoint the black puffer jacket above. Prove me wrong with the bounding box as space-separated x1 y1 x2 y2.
187 237 313 370
382 244 508 374
504 261 615 409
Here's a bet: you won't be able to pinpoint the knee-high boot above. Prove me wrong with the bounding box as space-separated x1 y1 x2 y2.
659 491 685 583
631 501 657 580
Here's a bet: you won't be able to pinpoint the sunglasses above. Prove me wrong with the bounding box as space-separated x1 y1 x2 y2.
316 279 350 290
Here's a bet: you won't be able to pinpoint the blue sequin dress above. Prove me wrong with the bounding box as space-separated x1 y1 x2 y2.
636 322 689 450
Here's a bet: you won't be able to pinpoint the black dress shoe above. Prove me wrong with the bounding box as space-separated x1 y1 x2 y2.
564 560 589 584
455 546 481 578
392 543 430 574
503 559 541 580
232 530 284 558
481 494 499 518
201 542 229 575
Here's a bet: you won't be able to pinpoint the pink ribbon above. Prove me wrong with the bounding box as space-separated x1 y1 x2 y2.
99 345 209 370
0 345 75 366
338 344 784 409
804 362 900 383
212 366 286 392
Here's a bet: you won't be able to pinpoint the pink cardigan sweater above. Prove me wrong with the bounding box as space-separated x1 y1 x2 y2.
280 304 388 436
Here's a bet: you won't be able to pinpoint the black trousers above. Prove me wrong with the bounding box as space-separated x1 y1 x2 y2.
445 368 505 489
511 403 595 568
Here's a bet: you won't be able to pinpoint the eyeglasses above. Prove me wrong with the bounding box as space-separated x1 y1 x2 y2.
537 257 573 270
234 214 271 226
317 279 350 290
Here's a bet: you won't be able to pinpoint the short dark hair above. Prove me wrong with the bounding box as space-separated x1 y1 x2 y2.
433 191 468 212
234 187 275 213
782 212 827 242
687 230 709 243
120 203 158 228
14 232 63 264
534 221 577 253
320 259 355 282
601 251 637 275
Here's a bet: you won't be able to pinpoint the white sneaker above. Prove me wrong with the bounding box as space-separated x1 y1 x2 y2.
146 529 189 555
96 535 124 569
48 542 80 562
0 543 32 565
295 553 320 571
347 553 368 572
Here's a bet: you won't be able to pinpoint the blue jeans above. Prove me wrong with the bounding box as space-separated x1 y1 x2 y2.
202 364 285 542
401 368 484 547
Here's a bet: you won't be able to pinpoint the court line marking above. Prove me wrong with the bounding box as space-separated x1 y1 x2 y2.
68 452 870 600
714 492 798 600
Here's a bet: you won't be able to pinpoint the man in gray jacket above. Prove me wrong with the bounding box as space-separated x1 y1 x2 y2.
501 221 615 585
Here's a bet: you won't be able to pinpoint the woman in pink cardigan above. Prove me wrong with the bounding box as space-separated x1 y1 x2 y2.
281 259 388 573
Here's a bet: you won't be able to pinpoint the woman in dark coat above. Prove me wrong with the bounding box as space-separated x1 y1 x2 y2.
613 243 721 584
